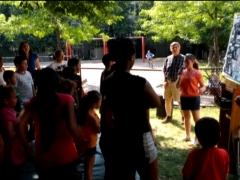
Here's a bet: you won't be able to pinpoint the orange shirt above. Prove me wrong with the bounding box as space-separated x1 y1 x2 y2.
80 111 99 148
180 69 203 97
182 147 229 180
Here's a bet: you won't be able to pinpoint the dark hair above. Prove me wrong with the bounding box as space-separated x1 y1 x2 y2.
67 58 80 68
0 57 2 61
31 70 41 80
18 42 33 57
195 117 220 148
62 67 75 79
185 53 199 70
0 85 15 108
3 70 14 83
35 67 60 152
53 50 63 60
102 54 112 67
14 55 27 66
78 90 101 125
107 38 135 67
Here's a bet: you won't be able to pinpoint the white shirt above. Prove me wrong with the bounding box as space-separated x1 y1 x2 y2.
48 61 68 72
0 68 6 85
15 71 34 103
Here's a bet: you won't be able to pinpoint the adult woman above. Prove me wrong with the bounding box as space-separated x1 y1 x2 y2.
101 38 160 180
176 54 206 145
18 42 41 73
17 68 84 179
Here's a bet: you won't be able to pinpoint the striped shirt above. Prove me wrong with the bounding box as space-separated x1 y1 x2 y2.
163 54 184 81
15 71 34 103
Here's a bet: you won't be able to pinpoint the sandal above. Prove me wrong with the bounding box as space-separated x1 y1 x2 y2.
179 136 191 142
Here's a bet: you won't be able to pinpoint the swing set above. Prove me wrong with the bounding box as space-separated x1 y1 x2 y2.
65 36 146 62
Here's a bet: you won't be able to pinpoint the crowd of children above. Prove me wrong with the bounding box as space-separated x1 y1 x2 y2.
0 38 238 180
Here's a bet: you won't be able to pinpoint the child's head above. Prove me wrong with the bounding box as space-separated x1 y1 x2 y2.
14 55 28 72
53 50 64 63
62 67 75 80
0 57 3 68
3 70 17 85
102 54 115 69
78 90 101 125
195 117 220 148
67 58 81 74
0 85 17 108
184 53 199 70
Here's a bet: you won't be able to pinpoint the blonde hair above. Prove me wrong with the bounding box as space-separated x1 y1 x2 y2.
170 42 181 48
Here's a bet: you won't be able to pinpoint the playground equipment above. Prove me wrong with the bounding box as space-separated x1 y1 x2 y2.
66 36 146 62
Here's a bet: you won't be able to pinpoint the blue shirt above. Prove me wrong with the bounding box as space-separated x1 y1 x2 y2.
27 52 39 73
146 52 154 58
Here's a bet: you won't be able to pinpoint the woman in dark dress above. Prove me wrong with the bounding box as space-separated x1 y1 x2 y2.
101 38 160 180
18 42 41 73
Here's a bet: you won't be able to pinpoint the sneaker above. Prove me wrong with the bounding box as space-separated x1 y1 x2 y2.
179 136 191 142
162 116 172 123
189 138 199 146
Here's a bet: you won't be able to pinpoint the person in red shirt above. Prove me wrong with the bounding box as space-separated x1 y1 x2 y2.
176 54 206 145
182 117 229 180
0 85 26 180
17 68 85 179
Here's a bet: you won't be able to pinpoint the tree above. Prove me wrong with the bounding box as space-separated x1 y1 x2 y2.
138 1 240 66
0 1 123 49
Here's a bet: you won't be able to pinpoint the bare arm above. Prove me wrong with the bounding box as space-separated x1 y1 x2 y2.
65 102 86 155
198 76 206 95
3 122 16 140
144 80 161 108
88 113 100 133
16 108 33 160
36 58 41 70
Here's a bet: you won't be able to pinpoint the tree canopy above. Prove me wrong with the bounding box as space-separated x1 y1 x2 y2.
0 1 123 49
138 1 240 66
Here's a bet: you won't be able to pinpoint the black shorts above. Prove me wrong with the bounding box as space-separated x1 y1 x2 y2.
85 147 96 156
180 96 200 110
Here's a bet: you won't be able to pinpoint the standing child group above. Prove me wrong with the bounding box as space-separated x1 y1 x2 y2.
0 39 233 180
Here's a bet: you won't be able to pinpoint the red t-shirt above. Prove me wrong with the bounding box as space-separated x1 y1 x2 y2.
180 69 203 97
27 93 79 168
0 107 26 166
182 147 229 180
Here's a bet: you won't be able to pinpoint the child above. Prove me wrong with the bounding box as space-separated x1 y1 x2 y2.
0 86 26 180
67 58 81 74
0 57 6 85
48 50 67 72
78 90 101 180
14 55 35 105
145 50 154 68
3 70 23 114
100 54 115 95
182 117 229 180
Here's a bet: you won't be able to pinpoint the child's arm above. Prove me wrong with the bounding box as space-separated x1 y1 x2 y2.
16 108 34 162
2 121 16 141
88 113 100 133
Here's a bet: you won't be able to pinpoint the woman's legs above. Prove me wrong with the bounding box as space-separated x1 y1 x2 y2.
191 110 200 123
183 110 191 138
84 155 95 180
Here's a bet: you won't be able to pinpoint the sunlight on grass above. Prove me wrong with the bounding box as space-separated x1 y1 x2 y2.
150 107 237 180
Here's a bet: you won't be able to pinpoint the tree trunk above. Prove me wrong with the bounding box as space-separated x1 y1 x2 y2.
213 8 220 67
208 44 214 66
56 27 61 50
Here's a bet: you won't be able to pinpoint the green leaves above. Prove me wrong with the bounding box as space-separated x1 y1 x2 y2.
138 1 240 46
0 1 122 46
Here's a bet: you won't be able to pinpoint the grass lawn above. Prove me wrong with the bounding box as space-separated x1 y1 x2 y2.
150 106 238 180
